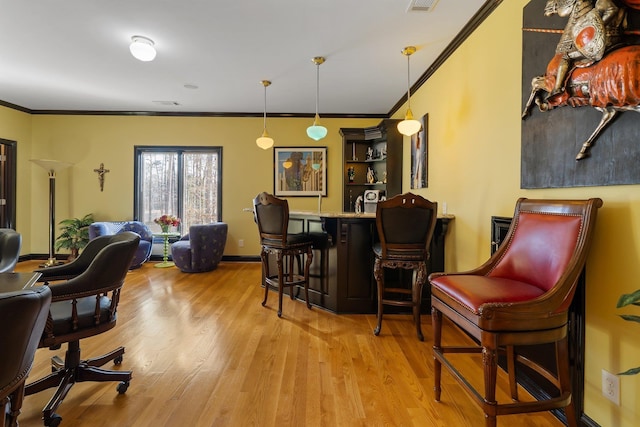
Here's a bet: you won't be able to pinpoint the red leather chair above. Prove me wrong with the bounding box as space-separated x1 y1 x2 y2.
429 198 602 427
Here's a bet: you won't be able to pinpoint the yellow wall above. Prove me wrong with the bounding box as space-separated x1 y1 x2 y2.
25 114 379 258
1 0 638 425
392 1 639 425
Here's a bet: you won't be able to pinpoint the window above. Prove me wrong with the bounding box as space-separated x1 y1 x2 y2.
134 146 222 234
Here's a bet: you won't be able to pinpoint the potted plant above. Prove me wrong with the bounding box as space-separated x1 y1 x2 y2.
55 213 94 261
617 289 640 375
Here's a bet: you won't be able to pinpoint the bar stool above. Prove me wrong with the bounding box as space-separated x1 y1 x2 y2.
253 192 313 317
306 229 332 290
372 192 437 340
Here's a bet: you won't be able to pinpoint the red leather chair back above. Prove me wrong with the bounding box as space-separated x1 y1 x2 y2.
489 211 583 293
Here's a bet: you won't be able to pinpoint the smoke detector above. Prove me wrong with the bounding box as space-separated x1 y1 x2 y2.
407 0 440 12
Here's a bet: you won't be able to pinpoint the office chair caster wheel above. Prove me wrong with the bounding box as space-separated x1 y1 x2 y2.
117 381 130 394
45 413 62 427
114 355 123 365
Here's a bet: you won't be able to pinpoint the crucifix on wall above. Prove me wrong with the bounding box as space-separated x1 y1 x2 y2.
93 163 110 191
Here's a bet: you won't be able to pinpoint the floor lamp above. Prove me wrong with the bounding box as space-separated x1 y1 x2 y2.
31 159 73 267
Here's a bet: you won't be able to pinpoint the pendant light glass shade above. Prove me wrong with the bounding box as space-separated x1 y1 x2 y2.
256 80 274 150
307 57 327 141
398 108 422 136
130 36 157 62
398 46 422 137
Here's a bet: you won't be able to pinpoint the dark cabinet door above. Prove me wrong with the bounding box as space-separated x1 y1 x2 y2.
336 218 376 313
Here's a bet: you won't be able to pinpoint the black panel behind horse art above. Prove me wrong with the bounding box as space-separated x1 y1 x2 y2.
521 0 640 189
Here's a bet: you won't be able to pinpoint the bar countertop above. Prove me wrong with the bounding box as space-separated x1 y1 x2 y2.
290 210 455 220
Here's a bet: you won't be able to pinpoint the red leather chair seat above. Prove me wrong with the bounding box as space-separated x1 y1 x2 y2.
431 275 545 314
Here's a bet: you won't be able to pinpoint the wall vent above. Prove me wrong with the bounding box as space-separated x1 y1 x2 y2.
407 0 440 12
152 100 181 106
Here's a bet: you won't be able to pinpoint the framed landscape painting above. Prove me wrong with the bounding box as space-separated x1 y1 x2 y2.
274 147 327 196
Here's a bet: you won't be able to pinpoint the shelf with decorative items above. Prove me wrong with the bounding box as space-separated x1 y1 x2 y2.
340 119 401 212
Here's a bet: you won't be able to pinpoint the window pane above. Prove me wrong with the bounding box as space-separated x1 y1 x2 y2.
140 151 179 232
182 152 219 231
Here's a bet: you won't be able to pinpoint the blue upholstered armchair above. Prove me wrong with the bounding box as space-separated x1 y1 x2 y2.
171 223 227 273
88 221 153 269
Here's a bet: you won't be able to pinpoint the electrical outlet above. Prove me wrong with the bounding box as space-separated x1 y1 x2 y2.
238 239 244 248
602 369 620 405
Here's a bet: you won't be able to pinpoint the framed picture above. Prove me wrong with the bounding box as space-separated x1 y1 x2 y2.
274 147 327 196
410 113 428 189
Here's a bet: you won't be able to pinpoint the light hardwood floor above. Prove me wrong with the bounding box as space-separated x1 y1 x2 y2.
14 260 564 427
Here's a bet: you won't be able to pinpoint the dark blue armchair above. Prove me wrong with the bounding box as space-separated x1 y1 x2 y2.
171 223 227 273
88 221 153 269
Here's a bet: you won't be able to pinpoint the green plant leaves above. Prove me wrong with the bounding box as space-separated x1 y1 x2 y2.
54 213 94 252
618 367 640 376
619 314 640 323
616 289 640 308
617 288 640 376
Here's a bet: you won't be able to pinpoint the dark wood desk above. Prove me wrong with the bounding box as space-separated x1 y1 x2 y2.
0 272 43 292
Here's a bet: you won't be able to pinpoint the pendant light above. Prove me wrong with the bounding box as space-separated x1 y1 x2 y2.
307 56 328 141
397 46 422 137
256 80 274 150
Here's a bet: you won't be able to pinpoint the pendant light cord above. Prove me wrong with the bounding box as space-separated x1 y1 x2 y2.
315 62 320 117
263 84 268 130
406 54 412 110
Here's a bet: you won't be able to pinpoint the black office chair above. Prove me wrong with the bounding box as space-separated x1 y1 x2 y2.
34 232 118 282
253 192 313 317
0 286 51 427
25 232 140 427
372 192 437 341
0 228 22 273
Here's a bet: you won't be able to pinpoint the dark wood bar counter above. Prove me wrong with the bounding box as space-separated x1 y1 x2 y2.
286 211 453 314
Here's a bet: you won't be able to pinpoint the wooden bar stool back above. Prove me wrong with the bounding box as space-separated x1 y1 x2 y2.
253 192 313 317
373 192 437 341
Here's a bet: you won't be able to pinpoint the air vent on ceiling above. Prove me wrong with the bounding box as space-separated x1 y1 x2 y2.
407 0 440 12
152 101 181 106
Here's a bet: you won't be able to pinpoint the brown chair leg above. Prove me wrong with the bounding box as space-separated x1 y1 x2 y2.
288 255 295 300
557 337 578 427
432 307 442 402
304 247 313 309
276 251 284 317
5 379 25 427
482 339 499 427
373 259 383 336
260 248 269 307
506 345 518 400
414 264 426 341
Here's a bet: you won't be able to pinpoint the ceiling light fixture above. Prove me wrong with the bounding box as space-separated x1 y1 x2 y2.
397 46 422 137
256 80 274 150
307 56 328 141
129 36 156 62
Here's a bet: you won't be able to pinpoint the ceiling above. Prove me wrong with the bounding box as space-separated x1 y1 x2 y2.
0 0 491 116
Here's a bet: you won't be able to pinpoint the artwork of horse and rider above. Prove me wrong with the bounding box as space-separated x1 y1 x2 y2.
521 0 640 188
